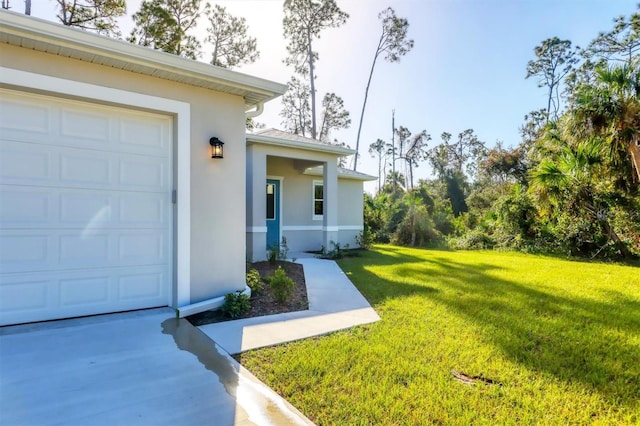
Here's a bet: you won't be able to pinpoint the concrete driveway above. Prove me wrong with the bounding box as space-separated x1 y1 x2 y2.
0 308 313 426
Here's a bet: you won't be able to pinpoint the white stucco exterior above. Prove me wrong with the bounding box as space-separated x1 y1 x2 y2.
0 11 286 324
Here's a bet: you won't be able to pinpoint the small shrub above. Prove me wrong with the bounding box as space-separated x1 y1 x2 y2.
268 266 295 303
267 237 290 264
356 227 374 250
449 229 495 250
267 245 279 264
246 268 262 294
279 236 290 260
220 290 250 318
320 240 340 259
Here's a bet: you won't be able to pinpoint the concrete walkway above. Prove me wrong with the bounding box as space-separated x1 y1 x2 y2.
0 308 314 426
199 257 380 355
0 258 377 425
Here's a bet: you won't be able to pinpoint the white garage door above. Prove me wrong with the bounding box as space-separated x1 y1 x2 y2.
0 89 173 325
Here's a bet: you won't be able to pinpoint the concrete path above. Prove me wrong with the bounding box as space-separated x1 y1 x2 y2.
198 258 380 355
0 308 313 426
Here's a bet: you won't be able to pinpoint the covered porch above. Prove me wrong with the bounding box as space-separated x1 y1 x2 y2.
246 129 355 262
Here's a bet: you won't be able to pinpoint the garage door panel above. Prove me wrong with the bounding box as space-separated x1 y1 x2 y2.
60 275 110 306
0 89 173 325
1 91 171 156
0 234 50 270
0 141 52 182
59 233 110 265
1 140 170 192
60 108 111 143
119 194 166 225
0 188 51 224
0 266 169 325
119 157 170 191
0 279 50 312
117 232 167 264
1 229 169 273
119 117 168 151
118 271 164 301
60 151 114 186
0 96 51 135
1 186 168 230
60 192 112 225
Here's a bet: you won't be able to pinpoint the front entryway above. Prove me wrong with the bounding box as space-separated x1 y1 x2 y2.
266 179 280 249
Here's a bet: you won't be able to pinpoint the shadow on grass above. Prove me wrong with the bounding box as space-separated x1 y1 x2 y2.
338 247 640 407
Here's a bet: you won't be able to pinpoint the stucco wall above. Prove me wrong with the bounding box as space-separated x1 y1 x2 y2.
265 156 365 253
1 44 247 304
338 179 365 226
267 157 318 227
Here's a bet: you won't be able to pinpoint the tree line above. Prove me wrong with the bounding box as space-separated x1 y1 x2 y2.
362 5 639 260
4 0 415 157
5 1 637 259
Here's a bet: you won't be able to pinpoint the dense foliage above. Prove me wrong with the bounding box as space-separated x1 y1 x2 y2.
364 6 639 260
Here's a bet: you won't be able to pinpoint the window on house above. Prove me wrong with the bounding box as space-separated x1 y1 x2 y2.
266 183 275 220
313 181 323 220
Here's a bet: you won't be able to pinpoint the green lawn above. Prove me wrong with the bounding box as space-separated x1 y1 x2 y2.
236 246 640 425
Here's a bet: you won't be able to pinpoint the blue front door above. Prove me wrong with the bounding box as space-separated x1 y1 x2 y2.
266 179 280 249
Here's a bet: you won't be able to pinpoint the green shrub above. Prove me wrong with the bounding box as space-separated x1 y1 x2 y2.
267 237 290 264
356 227 374 250
449 229 495 250
220 290 250 318
268 266 295 303
246 268 262 294
391 198 441 247
267 245 279 264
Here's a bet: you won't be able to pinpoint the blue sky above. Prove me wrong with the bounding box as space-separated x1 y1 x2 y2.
28 0 638 190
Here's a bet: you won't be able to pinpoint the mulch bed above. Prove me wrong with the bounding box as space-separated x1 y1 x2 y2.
186 261 308 326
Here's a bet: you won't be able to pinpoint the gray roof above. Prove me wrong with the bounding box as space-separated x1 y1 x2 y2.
303 166 377 182
247 128 355 156
255 129 345 148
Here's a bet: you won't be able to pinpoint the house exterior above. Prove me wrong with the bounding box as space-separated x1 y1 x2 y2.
0 12 374 327
246 129 376 261
0 11 286 325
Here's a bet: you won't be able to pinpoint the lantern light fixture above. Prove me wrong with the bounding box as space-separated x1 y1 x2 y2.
209 137 224 159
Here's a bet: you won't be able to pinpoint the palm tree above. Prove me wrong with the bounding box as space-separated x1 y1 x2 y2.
368 138 387 193
569 63 640 185
530 138 631 257
384 171 405 194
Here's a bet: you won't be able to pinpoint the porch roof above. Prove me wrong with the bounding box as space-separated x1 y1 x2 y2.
303 166 377 181
247 129 355 157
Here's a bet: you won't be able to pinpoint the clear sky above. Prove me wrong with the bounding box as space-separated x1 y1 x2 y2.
27 0 638 191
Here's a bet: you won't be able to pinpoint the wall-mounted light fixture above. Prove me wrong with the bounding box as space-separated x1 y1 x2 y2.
209 137 224 159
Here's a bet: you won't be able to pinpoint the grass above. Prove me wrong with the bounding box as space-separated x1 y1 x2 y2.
236 245 640 425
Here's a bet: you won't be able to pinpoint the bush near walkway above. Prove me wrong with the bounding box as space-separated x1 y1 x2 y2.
237 245 640 425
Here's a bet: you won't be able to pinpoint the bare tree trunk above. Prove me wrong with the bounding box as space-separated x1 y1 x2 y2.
546 84 553 123
307 29 317 139
392 110 396 195
409 161 413 189
353 36 383 170
601 217 631 258
25 0 30 14
377 151 382 193
629 137 640 182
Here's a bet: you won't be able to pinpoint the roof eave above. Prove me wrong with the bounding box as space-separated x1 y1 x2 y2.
0 10 287 108
247 134 355 156
303 168 377 181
